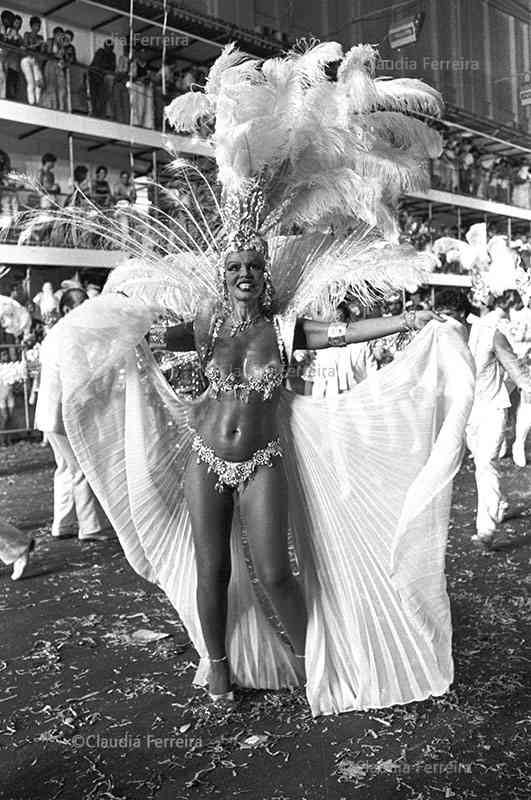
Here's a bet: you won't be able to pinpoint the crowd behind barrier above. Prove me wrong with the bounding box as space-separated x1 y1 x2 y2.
430 130 531 210
0 11 530 220
0 10 208 129
1 10 530 206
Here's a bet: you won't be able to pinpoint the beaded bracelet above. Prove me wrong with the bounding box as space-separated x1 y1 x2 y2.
402 310 417 332
148 323 169 350
327 322 348 347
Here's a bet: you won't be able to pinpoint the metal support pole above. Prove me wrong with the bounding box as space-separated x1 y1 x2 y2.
152 150 158 205
22 346 30 432
68 133 75 186
457 207 462 240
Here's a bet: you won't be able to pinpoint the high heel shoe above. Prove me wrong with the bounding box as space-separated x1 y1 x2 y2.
11 538 35 581
207 656 235 704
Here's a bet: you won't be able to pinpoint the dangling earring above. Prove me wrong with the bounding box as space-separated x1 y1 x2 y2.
217 266 232 315
261 268 274 311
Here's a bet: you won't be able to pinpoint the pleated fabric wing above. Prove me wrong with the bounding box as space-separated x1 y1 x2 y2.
279 318 475 714
58 295 474 716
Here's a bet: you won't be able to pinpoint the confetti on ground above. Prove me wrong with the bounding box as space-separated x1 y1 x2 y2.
0 441 530 800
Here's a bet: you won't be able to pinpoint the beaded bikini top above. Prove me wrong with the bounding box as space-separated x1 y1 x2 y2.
201 314 288 402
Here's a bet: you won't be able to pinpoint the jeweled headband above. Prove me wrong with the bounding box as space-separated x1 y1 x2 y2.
221 181 269 260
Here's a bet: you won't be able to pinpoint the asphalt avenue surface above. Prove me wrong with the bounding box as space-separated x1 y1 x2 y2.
1 440 529 800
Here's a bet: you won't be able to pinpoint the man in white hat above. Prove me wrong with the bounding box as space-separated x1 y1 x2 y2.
466 289 531 547
35 288 111 542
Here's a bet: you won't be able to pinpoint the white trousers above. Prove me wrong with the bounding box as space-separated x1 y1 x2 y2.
514 396 531 457
466 406 507 536
20 55 43 105
0 521 32 566
48 432 109 537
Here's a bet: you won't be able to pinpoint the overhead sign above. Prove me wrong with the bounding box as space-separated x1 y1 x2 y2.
388 20 418 49
520 83 531 106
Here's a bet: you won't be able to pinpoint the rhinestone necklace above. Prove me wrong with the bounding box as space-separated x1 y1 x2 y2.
228 313 262 337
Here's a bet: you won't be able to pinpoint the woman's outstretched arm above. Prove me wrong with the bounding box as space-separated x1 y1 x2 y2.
294 310 445 350
148 321 196 352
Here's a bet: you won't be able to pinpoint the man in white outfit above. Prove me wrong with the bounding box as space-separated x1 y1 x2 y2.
466 289 531 547
35 288 110 542
508 295 531 466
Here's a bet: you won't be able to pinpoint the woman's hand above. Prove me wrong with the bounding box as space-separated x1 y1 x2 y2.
411 310 446 330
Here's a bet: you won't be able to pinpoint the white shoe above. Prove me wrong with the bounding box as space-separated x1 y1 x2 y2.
495 500 509 524
11 540 34 581
512 442 527 468
471 531 494 548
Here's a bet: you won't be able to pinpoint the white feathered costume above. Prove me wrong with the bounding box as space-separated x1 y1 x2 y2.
35 42 474 715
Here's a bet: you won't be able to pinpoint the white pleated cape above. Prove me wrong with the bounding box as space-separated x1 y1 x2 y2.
58 294 474 716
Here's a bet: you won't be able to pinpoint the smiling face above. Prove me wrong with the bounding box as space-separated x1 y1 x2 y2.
224 250 266 305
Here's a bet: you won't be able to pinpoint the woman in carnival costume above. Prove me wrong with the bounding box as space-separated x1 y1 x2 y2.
24 42 475 715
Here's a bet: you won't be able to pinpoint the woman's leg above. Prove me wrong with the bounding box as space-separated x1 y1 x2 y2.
20 56 35 104
240 462 307 661
0 59 6 99
33 60 43 105
184 457 234 693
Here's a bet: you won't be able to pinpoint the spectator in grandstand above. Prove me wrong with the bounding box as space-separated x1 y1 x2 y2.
512 164 531 209
62 29 76 66
153 62 173 129
0 10 13 99
88 38 115 118
92 165 113 208
458 139 475 194
50 165 92 247
38 153 61 203
112 43 130 124
114 169 136 237
21 15 45 105
477 152 495 199
5 13 23 101
67 164 90 203
0 147 18 224
130 48 154 128
42 26 67 111
439 135 460 193
62 29 87 114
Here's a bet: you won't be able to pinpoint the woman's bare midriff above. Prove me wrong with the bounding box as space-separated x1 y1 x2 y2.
191 394 280 461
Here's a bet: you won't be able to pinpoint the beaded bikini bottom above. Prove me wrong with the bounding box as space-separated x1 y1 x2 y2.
190 432 283 493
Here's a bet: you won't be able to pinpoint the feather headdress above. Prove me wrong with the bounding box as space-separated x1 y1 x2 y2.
433 223 531 307
165 40 443 243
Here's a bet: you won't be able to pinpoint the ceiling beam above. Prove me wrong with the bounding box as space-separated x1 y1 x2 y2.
91 13 123 31
44 0 75 16
18 126 47 140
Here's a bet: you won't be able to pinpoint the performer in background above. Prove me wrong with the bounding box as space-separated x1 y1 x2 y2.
21 42 474 716
0 521 34 581
466 287 531 547
35 288 111 542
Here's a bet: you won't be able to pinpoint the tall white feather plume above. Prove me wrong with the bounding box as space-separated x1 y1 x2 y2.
165 91 213 131
373 77 443 115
